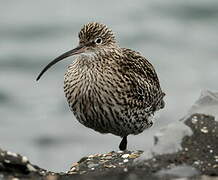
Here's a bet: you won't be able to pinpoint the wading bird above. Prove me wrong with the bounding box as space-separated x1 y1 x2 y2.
36 22 165 150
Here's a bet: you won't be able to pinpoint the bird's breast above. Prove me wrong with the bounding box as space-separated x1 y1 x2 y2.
63 58 156 136
63 59 112 114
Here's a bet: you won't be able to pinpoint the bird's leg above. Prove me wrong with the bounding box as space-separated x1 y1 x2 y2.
119 136 127 150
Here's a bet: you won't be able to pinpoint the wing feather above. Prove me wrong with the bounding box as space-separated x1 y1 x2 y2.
117 48 165 111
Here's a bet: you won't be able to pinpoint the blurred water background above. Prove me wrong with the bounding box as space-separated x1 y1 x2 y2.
0 0 217 172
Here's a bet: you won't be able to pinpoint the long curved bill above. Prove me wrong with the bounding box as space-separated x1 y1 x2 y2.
36 45 86 81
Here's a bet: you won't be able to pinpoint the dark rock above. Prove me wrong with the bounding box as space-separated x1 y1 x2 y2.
1 113 217 180
0 148 55 179
182 114 218 176
136 114 218 176
0 90 218 180
67 150 143 175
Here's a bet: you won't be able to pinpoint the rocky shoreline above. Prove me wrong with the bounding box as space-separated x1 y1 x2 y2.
0 91 218 180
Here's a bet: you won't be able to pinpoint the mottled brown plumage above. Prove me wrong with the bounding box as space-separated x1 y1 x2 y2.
36 22 165 150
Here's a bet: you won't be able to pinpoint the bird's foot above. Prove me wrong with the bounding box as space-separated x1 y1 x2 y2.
119 136 127 151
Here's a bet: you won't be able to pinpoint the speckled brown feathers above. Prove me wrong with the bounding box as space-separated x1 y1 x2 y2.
79 22 116 45
63 23 165 150
39 22 165 150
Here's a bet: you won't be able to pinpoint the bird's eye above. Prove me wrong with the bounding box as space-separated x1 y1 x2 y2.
94 37 102 44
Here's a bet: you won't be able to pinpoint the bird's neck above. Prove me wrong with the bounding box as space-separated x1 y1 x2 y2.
75 46 122 67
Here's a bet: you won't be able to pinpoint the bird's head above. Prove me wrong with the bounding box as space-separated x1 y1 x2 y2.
79 22 116 52
36 22 116 81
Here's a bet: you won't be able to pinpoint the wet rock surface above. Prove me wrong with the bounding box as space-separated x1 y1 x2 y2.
0 113 217 180
182 114 218 175
67 150 143 175
0 91 218 180
0 148 45 179
67 114 218 177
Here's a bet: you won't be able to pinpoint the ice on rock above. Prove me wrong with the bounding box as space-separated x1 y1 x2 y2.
151 121 192 155
185 90 218 121
144 90 218 157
